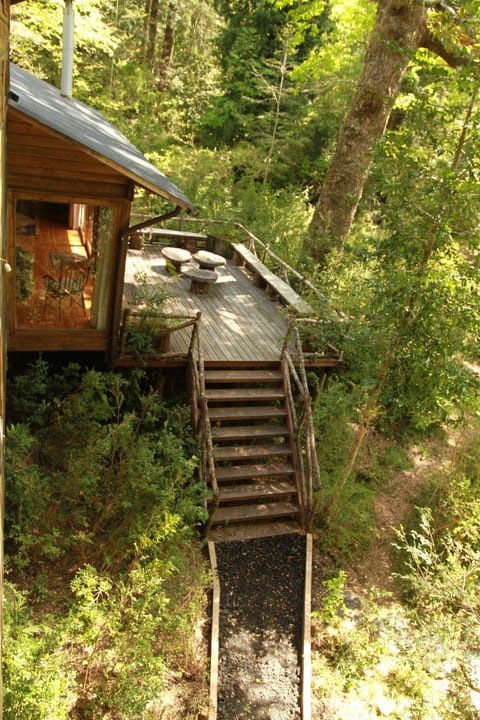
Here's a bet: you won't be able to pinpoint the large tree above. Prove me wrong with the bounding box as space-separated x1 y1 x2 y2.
307 0 475 261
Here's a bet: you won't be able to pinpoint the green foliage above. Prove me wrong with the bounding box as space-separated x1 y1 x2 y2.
4 537 210 719
291 0 376 150
383 424 480 719
395 425 480 621
5 362 205 573
307 62 480 437
196 0 337 188
145 144 313 260
4 362 210 717
315 421 480 720
311 379 378 557
15 247 34 301
312 578 479 719
3 582 77 720
124 272 174 356
11 0 119 88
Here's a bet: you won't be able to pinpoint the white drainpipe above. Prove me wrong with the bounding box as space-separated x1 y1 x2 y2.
61 0 74 98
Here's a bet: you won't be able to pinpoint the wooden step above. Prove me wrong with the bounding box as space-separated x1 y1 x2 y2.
210 501 298 525
216 462 295 482
208 405 288 421
208 521 302 542
205 369 283 383
206 388 285 402
214 480 297 503
211 424 288 442
214 443 292 462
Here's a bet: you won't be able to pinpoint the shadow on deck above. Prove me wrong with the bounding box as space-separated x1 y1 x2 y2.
121 244 289 364
115 242 341 369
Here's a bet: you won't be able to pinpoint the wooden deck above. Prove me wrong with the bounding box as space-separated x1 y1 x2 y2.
123 244 291 363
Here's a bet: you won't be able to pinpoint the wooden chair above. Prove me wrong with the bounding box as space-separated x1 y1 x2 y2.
44 257 93 318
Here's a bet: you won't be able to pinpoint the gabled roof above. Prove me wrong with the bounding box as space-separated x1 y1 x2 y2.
9 63 195 211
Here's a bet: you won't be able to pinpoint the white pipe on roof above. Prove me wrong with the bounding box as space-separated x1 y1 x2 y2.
61 0 74 98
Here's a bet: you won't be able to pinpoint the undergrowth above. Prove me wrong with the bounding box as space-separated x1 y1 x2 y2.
311 417 480 719
3 359 210 719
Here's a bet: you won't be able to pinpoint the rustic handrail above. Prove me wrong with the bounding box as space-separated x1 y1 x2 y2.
281 317 322 530
117 307 199 359
282 357 306 527
187 314 219 527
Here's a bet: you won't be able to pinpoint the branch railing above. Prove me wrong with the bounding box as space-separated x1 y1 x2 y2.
117 307 199 359
131 214 326 303
281 317 322 530
187 316 218 531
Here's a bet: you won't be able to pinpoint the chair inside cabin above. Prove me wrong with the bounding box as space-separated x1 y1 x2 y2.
43 256 93 318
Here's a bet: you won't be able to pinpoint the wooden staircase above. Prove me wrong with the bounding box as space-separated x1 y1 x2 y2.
205 364 302 542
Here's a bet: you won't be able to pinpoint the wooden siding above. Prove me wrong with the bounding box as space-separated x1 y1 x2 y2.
8 328 109 352
7 110 133 200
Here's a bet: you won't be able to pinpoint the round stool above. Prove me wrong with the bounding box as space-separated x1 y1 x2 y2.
161 246 192 271
193 250 226 271
183 268 218 294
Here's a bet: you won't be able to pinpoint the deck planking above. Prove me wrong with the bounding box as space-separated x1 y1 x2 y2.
124 244 291 363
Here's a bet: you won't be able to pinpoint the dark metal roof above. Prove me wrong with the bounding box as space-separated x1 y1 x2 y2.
9 63 195 211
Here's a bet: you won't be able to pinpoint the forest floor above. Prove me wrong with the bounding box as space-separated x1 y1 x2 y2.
309 429 466 719
342 441 438 599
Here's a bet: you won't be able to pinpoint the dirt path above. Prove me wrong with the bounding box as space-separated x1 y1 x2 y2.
346 444 435 598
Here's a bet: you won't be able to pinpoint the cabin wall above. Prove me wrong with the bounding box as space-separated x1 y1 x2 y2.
6 110 134 353
0 2 8 715
7 109 134 200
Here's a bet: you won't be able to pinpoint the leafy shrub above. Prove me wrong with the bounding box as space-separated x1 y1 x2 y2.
312 572 480 719
3 582 77 720
4 362 210 718
6 364 206 573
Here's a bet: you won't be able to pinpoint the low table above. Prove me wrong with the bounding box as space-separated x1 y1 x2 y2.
183 267 218 294
193 250 226 271
161 246 192 271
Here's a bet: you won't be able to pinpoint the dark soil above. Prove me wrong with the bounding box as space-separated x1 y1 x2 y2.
215 533 306 720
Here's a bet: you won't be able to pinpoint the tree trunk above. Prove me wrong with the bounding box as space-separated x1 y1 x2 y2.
307 0 428 260
157 2 177 92
145 0 159 70
329 85 477 504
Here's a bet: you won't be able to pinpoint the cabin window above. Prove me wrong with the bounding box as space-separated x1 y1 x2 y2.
13 199 116 332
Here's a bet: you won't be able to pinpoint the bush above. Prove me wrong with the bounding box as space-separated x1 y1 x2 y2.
313 571 480 719
6 364 206 573
4 362 211 718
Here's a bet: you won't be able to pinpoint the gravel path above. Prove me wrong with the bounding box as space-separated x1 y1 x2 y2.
215 533 306 720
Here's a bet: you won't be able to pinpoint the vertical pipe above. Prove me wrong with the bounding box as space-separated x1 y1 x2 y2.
61 0 74 98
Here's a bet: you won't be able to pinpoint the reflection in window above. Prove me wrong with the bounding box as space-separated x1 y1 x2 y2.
14 199 115 331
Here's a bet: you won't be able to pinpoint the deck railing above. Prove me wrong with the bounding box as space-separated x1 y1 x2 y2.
281 318 322 530
131 215 325 302
187 318 218 529
116 307 199 360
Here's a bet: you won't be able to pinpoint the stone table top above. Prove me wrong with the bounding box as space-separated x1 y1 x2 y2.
193 250 227 270
161 246 192 269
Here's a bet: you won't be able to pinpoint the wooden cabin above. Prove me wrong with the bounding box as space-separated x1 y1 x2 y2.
4 62 345 543
6 63 194 357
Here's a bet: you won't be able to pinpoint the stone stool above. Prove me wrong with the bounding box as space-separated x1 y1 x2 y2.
183 267 218 294
193 250 226 271
161 246 192 271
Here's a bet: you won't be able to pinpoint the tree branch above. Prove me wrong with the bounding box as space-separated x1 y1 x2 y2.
421 29 472 68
